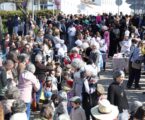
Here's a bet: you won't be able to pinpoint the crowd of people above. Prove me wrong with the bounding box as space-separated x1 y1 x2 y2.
0 12 145 120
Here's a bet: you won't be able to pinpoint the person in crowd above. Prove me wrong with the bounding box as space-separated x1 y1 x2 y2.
54 91 69 120
129 101 143 120
119 30 132 54
67 23 77 50
70 96 86 120
108 70 129 120
0 58 7 100
18 63 40 120
3 59 15 87
71 58 85 97
38 105 54 120
127 41 143 89
17 53 30 77
1 86 20 120
133 106 145 120
34 54 51 104
89 41 103 72
69 47 82 62
91 99 119 120
10 100 27 120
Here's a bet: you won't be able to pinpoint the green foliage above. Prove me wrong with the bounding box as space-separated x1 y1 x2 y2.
0 10 57 19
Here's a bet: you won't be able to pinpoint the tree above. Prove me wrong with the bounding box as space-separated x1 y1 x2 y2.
126 0 145 14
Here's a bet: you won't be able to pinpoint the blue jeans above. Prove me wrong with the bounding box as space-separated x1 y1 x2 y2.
119 110 129 120
26 103 31 120
36 82 43 103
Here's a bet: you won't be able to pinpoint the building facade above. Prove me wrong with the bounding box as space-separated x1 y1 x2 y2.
0 0 140 15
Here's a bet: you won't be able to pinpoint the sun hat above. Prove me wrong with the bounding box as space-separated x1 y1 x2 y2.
130 101 143 113
113 70 125 79
59 114 70 120
70 96 81 104
91 99 119 120
96 84 105 94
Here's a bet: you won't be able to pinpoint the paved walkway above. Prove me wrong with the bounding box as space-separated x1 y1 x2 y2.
99 59 145 106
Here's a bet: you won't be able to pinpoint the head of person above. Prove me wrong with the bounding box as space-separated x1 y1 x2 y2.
113 70 125 84
35 54 43 63
90 41 100 51
18 53 30 64
96 84 105 96
91 99 119 120
11 100 26 114
71 47 79 55
40 105 53 120
134 106 145 120
71 58 85 70
70 96 81 108
58 90 67 102
124 30 130 40
5 86 20 100
26 63 36 74
3 59 14 71
130 101 143 115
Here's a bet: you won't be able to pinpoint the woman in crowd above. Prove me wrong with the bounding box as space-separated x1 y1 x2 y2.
18 63 40 120
10 100 27 120
108 70 129 120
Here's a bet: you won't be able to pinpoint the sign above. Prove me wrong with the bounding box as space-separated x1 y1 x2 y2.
116 0 123 6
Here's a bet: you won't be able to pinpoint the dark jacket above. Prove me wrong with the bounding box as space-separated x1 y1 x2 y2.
108 81 129 113
0 67 7 97
35 62 50 81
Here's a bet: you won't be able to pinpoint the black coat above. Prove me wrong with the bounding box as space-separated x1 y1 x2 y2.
108 81 129 113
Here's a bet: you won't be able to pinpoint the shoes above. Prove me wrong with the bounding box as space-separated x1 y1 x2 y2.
135 86 142 90
126 86 132 90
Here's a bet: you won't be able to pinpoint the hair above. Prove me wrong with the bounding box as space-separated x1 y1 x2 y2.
35 54 43 62
134 106 145 120
18 53 30 63
40 105 53 120
5 87 20 99
26 63 36 73
11 100 26 113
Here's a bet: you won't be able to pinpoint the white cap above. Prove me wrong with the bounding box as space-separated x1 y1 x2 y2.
75 40 83 47
125 30 130 37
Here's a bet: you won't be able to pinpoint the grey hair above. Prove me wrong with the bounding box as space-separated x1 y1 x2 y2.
35 54 43 62
18 53 30 63
5 86 20 99
11 100 26 113
71 58 85 69
26 63 36 73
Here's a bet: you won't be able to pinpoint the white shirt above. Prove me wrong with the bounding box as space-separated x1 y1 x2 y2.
120 39 132 53
10 112 27 120
67 26 76 36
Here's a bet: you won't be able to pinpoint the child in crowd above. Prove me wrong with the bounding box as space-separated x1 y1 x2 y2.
70 96 86 120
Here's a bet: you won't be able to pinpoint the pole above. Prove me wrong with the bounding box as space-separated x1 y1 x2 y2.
53 0 54 16
118 0 119 15
32 0 34 20
134 0 135 14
